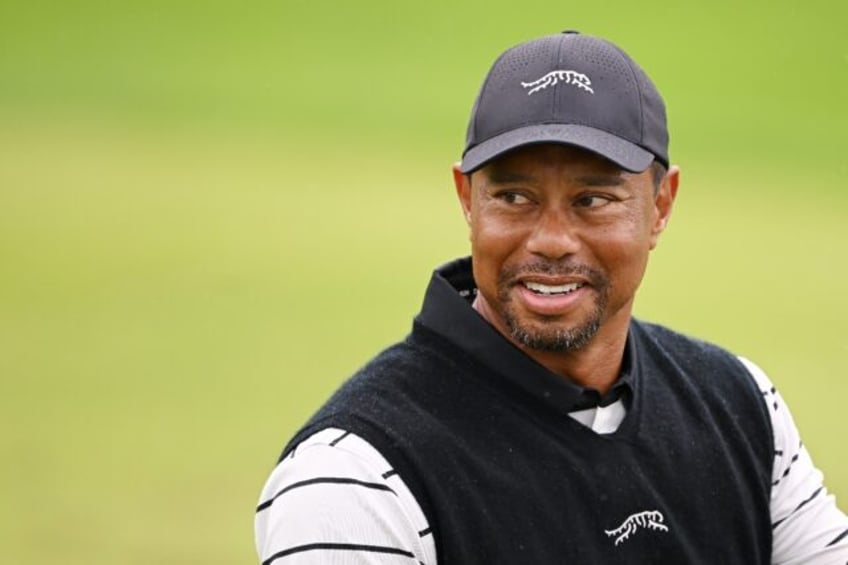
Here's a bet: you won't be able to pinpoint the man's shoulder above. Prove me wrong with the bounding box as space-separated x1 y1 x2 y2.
631 319 768 406
630 318 763 390
288 330 464 445
632 319 774 457
631 318 739 361
347 326 461 384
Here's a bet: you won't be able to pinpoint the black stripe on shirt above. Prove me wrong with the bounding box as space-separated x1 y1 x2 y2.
382 469 399 479
826 526 848 547
262 542 416 565
418 527 432 538
760 387 779 412
773 441 803 487
256 477 396 513
329 430 351 446
772 486 823 530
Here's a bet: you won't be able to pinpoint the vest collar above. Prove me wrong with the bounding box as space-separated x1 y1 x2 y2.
414 257 637 415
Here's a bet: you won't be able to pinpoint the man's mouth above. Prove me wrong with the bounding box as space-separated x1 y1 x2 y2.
522 281 586 296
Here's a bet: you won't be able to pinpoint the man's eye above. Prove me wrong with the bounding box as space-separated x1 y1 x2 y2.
497 191 531 204
575 195 612 208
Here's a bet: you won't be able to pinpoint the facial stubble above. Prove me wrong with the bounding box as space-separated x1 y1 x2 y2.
497 263 609 353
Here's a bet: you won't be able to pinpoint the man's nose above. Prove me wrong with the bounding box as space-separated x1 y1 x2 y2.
525 208 581 259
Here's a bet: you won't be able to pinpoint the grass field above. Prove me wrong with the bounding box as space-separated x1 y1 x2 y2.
1 1 846 563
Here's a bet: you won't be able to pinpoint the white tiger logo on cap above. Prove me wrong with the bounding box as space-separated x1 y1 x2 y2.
521 70 594 95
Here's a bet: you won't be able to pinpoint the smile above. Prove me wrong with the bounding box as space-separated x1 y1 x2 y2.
523 281 585 295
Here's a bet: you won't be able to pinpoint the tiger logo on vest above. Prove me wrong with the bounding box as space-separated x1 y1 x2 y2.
605 510 669 546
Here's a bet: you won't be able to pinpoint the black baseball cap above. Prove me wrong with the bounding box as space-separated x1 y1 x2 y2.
460 30 669 174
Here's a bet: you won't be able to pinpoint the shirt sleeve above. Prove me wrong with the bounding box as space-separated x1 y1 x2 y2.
738 357 848 564
255 428 437 565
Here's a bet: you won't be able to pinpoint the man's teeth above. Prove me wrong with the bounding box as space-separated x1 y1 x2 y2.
524 281 584 295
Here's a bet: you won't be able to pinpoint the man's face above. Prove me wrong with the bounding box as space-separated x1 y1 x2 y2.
454 144 677 354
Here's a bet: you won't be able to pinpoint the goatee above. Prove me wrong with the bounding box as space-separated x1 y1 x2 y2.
498 261 609 353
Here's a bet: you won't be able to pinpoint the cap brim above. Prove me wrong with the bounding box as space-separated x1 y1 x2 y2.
460 124 654 174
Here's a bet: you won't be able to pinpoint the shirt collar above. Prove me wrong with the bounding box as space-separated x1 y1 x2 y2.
414 257 637 415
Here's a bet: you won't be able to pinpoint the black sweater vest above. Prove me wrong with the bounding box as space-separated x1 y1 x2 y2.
286 320 773 564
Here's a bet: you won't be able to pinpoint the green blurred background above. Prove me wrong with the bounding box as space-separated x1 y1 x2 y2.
1 0 845 562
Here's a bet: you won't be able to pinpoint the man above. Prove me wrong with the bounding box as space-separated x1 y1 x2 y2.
256 31 848 564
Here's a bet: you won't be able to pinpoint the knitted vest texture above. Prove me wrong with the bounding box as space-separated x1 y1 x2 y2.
285 320 773 564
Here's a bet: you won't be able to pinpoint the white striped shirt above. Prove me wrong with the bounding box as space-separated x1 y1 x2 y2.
255 358 848 564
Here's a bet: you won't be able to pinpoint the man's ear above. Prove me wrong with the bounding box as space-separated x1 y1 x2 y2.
650 165 680 249
452 162 472 226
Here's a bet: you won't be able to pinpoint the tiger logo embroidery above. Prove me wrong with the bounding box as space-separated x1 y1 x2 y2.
520 70 594 95
604 510 669 546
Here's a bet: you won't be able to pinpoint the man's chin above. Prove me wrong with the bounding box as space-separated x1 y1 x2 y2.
507 319 601 353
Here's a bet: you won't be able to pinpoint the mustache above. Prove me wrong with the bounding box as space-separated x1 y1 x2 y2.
498 260 605 285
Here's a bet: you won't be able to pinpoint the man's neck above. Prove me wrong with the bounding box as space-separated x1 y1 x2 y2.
472 295 632 395
520 323 628 395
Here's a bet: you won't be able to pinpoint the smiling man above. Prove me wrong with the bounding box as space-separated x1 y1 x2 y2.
454 144 676 395
256 31 848 564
